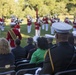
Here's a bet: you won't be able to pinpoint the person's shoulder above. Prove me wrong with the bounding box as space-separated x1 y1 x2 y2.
21 47 25 51
9 52 14 56
32 48 39 54
11 48 16 52
50 44 57 50
23 45 30 51
30 48 36 52
24 44 30 49
31 44 35 48
5 53 14 57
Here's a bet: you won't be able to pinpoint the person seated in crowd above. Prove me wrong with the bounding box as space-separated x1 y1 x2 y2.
24 37 35 58
0 38 15 67
45 34 55 49
12 39 26 61
27 42 37 60
38 22 76 75
26 36 39 60
30 37 48 63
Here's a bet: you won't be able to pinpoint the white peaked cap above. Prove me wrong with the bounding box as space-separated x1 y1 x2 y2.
45 34 55 39
33 36 39 42
52 22 72 33
72 31 76 37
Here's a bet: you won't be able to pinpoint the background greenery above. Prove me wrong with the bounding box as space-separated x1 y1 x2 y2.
0 0 76 18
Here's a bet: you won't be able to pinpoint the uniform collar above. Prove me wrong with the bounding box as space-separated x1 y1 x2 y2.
57 42 69 46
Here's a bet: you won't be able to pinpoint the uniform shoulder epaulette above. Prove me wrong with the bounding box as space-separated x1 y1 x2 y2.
50 44 57 50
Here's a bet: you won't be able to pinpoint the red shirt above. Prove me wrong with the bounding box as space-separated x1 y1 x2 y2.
6 28 22 47
73 21 76 28
64 19 70 24
2 18 4 22
34 22 40 30
27 19 32 26
43 17 48 24
50 18 55 26
14 24 20 29
0 18 3 22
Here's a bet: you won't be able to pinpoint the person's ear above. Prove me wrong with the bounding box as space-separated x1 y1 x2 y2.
56 33 58 39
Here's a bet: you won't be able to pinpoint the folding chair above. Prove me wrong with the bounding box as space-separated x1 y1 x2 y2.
0 65 15 72
16 67 39 75
15 59 30 66
0 65 16 75
16 63 36 71
15 58 28 62
36 62 43 68
55 69 76 75
0 70 15 75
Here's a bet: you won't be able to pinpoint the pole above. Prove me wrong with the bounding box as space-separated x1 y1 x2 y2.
36 8 38 20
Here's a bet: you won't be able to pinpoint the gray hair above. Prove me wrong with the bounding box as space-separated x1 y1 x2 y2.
0 38 11 54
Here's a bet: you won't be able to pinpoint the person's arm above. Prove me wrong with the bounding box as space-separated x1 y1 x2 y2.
27 52 31 60
27 48 36 60
30 51 37 63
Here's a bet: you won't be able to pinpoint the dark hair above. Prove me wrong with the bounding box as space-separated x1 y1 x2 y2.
27 37 33 44
15 39 21 46
47 38 53 43
37 37 48 50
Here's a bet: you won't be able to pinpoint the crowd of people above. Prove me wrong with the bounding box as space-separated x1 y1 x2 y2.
26 14 76 36
0 14 76 75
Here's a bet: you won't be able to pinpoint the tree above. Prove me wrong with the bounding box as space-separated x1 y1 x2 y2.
0 0 17 17
0 0 75 18
53 1 67 14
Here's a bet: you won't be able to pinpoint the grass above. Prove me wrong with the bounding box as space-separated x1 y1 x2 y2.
0 22 53 47
1 15 74 47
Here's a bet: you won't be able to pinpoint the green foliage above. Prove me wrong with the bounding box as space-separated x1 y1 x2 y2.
28 0 44 9
53 2 67 14
39 5 50 16
0 0 75 17
24 7 35 17
69 7 76 14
